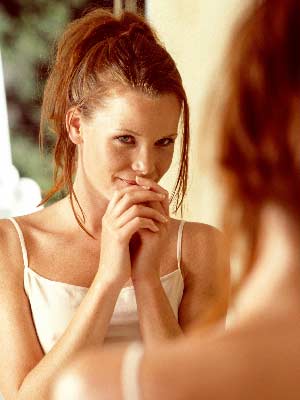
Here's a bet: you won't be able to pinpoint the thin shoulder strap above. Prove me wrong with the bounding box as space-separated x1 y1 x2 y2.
176 220 185 271
7 217 29 269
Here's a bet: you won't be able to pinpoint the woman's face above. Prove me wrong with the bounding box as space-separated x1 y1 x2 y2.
75 88 181 200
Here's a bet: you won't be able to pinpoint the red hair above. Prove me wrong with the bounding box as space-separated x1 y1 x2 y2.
40 8 189 232
213 0 300 287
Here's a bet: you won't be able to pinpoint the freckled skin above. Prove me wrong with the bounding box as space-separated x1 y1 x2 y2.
76 88 181 201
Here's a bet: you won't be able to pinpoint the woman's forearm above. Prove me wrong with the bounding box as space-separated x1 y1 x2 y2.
17 274 123 400
134 277 183 345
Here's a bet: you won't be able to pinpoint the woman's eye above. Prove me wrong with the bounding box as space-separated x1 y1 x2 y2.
116 135 135 144
156 138 175 146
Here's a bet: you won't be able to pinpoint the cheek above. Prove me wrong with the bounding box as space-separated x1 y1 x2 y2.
104 143 130 170
157 149 174 175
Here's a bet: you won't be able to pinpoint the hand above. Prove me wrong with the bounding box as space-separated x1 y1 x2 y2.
130 176 170 283
98 184 168 287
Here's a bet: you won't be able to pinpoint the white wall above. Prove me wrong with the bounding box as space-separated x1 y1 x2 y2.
0 51 41 219
146 0 246 227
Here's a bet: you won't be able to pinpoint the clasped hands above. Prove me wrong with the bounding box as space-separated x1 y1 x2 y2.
99 176 170 287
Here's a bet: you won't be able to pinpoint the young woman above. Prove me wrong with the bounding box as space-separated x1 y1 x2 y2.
50 0 300 399
0 8 229 400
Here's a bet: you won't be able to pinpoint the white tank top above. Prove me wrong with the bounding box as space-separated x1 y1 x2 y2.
8 218 185 353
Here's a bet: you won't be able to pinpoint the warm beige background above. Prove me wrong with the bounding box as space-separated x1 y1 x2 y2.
146 0 247 228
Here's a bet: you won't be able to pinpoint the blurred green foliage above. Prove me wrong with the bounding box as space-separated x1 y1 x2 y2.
10 133 52 194
0 0 113 203
0 0 92 135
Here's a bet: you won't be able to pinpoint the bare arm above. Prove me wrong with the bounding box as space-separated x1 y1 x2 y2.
51 311 300 400
49 332 249 400
134 276 183 344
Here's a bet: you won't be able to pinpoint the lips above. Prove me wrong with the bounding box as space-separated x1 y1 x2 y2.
118 178 137 185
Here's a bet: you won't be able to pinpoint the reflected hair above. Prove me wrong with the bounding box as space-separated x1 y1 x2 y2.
213 0 300 292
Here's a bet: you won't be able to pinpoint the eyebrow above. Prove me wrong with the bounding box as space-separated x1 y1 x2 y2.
115 128 178 138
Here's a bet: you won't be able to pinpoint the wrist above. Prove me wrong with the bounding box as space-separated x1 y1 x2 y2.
132 273 161 290
94 270 126 292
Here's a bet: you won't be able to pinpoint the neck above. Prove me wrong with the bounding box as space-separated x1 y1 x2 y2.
233 203 300 321
256 203 300 276
69 173 109 238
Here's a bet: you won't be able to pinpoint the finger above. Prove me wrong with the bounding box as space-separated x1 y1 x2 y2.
148 200 168 220
146 193 169 219
120 217 159 239
116 204 168 229
112 190 166 218
135 176 169 216
135 176 167 195
107 185 149 213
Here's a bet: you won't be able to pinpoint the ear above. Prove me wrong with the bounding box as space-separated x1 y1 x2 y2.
66 107 84 144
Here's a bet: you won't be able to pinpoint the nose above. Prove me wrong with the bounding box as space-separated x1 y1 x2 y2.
131 148 155 177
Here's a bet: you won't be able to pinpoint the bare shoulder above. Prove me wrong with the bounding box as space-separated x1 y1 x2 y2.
0 205 59 282
16 203 61 232
181 220 228 276
183 220 224 246
0 218 25 286
15 198 80 238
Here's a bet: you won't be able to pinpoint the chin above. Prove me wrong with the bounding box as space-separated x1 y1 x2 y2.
102 179 128 200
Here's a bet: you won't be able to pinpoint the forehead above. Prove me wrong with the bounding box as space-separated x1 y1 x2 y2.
89 87 181 131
